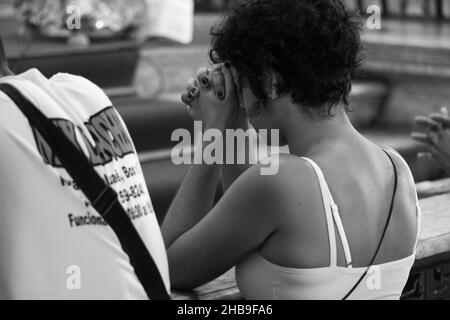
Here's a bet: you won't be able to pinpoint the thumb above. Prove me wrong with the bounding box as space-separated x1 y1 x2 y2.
222 63 237 99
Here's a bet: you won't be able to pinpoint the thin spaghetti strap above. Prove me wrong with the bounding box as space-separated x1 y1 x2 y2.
379 149 398 250
343 148 398 299
301 158 353 268
330 205 353 268
321 181 353 268
301 157 338 267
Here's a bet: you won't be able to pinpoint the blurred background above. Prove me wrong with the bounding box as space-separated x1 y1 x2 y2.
1 0 450 223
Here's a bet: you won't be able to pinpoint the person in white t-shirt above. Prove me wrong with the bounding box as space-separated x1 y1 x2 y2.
0 37 170 299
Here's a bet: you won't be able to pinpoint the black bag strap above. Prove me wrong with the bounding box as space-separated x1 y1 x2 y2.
0 83 170 300
342 149 398 300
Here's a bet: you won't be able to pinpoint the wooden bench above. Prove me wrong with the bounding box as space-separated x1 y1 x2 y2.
172 269 242 300
172 188 450 300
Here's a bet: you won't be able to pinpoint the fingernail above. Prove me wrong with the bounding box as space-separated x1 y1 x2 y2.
217 90 224 100
190 87 199 95
187 92 193 100
201 77 209 86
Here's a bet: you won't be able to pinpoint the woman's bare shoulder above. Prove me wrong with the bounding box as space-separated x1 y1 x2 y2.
383 148 418 200
233 153 322 209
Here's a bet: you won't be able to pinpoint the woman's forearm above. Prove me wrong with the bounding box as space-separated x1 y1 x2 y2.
220 120 253 192
162 147 220 248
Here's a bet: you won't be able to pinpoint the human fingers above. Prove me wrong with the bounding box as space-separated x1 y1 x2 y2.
429 114 450 128
411 132 433 145
222 62 237 98
430 147 450 173
181 90 194 105
429 131 440 146
211 70 226 101
186 78 200 98
414 116 440 131
196 66 211 89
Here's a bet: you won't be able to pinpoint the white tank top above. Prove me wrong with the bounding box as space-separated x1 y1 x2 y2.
0 69 170 299
236 157 421 300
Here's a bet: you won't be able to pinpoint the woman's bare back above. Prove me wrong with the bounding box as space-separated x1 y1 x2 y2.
259 137 419 269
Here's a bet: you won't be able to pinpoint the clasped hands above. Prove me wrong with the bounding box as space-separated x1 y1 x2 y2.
181 63 247 132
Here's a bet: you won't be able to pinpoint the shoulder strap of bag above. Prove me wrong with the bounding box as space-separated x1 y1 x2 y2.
342 149 398 300
0 83 170 300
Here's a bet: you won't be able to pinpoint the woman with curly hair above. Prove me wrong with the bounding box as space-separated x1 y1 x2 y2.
162 0 420 300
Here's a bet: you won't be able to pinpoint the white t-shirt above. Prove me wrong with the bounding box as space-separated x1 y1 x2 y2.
0 69 170 299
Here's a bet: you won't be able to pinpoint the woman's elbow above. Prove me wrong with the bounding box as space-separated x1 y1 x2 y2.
167 252 205 290
169 268 203 291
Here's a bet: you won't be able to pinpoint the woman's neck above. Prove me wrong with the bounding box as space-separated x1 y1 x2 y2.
282 104 358 158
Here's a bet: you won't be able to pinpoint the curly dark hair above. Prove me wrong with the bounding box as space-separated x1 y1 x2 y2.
210 0 363 115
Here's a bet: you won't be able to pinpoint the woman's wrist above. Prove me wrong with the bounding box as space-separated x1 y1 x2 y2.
190 139 222 170
203 116 236 133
